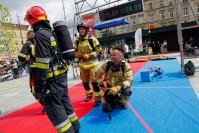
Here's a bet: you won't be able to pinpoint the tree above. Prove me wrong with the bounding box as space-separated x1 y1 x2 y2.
0 4 14 58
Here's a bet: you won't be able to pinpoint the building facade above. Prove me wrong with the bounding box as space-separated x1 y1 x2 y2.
0 23 28 57
85 0 199 51
12 24 29 53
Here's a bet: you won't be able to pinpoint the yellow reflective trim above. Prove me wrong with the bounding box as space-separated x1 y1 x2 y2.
70 116 78 123
31 86 35 94
78 61 98 70
47 69 66 78
30 63 36 68
30 44 35 57
94 92 101 97
86 89 92 95
58 123 72 133
38 16 46 20
18 53 27 58
35 63 49 69
51 41 57 46
112 77 115 86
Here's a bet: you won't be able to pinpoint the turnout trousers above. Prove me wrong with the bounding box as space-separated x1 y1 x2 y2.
44 73 80 133
80 67 102 102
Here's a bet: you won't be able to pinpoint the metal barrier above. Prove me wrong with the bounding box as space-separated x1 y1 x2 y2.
72 61 79 79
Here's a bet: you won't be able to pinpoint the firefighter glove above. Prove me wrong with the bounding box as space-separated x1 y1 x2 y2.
108 86 121 96
83 54 90 60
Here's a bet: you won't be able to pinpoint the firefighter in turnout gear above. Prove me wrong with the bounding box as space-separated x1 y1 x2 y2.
73 22 102 107
95 47 133 112
18 31 46 113
24 6 80 133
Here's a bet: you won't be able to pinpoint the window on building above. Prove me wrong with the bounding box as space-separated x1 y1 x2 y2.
168 0 173 6
183 0 188 4
149 3 153 10
160 12 165 20
148 14 155 22
132 18 136 25
184 7 189 16
160 0 164 7
197 5 199 14
138 15 144 24
169 10 174 18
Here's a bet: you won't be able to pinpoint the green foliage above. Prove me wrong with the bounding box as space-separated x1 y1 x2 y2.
0 4 14 56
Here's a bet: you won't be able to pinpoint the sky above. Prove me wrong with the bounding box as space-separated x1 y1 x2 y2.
0 0 129 29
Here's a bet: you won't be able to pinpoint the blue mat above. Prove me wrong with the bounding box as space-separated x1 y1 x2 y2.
80 59 199 133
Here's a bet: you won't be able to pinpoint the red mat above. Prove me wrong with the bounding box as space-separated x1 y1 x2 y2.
0 61 147 133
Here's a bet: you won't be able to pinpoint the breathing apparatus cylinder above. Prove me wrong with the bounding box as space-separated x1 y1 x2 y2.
53 21 75 61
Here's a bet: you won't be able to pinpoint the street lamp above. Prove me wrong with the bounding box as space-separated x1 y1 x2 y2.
61 0 67 22
16 12 24 44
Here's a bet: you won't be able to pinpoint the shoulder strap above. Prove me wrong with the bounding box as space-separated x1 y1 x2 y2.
105 61 126 76
76 40 79 49
88 39 95 51
121 61 126 76
105 61 112 74
76 38 94 51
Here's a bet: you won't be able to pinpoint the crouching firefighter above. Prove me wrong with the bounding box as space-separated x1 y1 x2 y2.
25 6 80 133
73 22 102 107
18 31 46 113
95 47 133 112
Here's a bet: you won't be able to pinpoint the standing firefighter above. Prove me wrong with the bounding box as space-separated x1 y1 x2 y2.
73 22 102 107
18 31 46 113
24 6 80 133
96 47 133 112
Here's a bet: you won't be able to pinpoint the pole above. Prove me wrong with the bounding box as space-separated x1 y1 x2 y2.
16 12 24 44
175 0 184 73
187 0 199 25
62 0 67 22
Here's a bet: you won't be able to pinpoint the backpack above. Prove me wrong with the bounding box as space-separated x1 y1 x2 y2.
184 60 195 75
76 39 95 51
105 61 126 76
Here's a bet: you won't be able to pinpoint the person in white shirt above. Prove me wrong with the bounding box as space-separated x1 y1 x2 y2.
123 43 129 61
163 40 168 53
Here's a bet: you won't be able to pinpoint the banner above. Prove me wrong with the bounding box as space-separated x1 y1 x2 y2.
83 15 96 37
135 28 142 50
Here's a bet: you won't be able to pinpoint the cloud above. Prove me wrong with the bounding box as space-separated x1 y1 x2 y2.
1 0 129 34
0 0 76 27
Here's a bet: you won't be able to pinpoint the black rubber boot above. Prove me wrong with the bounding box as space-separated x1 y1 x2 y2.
94 101 101 107
85 92 93 102
83 82 93 102
102 102 113 112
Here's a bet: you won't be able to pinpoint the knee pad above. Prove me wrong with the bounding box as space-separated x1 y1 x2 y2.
83 82 90 90
91 82 100 92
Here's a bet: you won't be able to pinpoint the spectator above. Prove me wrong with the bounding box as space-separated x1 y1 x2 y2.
163 40 168 53
123 43 129 61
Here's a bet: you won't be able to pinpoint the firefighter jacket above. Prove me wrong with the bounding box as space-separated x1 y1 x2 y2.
96 61 133 91
34 28 66 92
18 40 35 67
18 39 37 94
73 36 101 70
